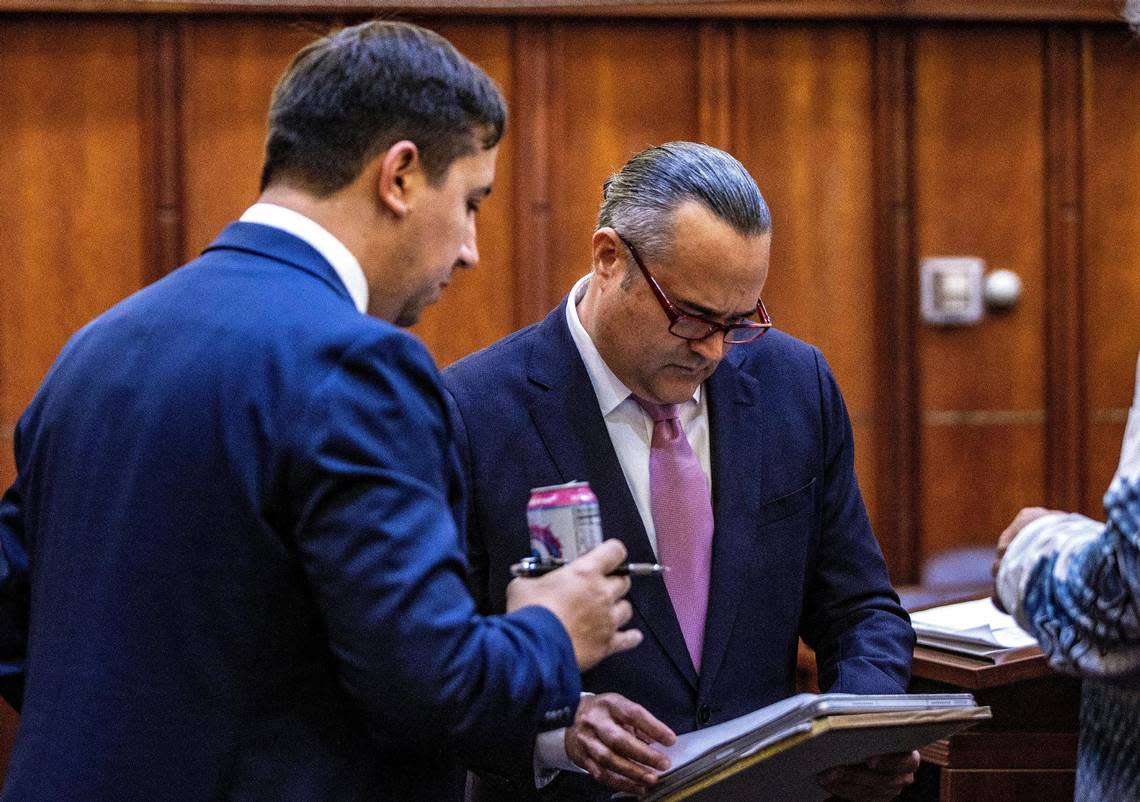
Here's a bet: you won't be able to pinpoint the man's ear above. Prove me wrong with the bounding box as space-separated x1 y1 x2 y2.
376 140 424 218
591 228 624 283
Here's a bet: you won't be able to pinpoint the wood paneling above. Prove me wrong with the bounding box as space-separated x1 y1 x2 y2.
871 24 920 582
0 0 1124 23
913 25 1049 557
180 18 316 259
1042 27 1086 514
545 20 702 303
0 17 150 490
1081 26 1140 513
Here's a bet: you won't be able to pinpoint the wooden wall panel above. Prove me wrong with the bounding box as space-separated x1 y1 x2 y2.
730 22 884 534
545 20 702 304
180 18 316 259
1081 26 1140 513
913 26 1048 553
0 17 149 491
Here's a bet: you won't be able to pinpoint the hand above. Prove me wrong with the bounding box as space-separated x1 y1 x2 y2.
991 506 1057 613
816 750 920 802
506 539 642 671
565 693 676 796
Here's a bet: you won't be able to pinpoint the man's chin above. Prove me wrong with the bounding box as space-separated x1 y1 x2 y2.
394 306 422 328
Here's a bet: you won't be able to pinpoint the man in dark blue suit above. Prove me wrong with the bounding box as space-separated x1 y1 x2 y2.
0 21 641 801
444 143 917 801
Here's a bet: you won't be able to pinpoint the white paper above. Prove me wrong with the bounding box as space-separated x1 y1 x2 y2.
660 694 816 768
910 597 1037 649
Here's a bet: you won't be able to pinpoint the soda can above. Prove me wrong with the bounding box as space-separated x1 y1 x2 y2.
527 480 603 564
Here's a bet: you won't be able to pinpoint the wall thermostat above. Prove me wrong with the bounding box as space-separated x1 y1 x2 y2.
920 257 985 326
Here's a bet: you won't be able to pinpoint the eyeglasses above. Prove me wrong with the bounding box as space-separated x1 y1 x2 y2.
615 232 772 344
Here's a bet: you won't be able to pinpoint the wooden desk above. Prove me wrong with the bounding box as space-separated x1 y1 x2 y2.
901 645 1080 802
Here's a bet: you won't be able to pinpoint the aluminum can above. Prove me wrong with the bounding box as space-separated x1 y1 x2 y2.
526 480 603 564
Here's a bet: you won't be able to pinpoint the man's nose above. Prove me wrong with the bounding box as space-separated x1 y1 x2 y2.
689 332 729 362
456 223 479 269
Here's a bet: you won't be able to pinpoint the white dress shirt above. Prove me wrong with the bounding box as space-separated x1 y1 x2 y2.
240 203 369 314
564 273 712 555
533 274 714 783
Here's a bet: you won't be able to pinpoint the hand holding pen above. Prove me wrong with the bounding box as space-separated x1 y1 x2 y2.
511 557 668 578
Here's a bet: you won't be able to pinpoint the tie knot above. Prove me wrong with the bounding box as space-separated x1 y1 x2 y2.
633 395 681 423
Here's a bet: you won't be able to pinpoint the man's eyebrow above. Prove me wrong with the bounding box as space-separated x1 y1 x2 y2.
676 296 756 320
470 185 492 199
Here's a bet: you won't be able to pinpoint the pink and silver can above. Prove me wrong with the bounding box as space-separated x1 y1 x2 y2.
527 480 603 564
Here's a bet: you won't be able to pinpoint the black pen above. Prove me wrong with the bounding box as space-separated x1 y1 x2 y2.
510 560 667 578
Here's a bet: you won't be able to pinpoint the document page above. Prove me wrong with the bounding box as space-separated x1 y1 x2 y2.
910 597 1037 649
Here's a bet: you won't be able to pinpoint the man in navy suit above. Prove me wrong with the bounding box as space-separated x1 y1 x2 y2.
0 21 641 801
444 142 917 801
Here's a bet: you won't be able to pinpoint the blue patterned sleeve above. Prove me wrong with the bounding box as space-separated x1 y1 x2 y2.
1019 477 1140 680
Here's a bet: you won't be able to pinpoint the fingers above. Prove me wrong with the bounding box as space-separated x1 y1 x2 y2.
608 628 643 656
612 599 633 628
567 694 673 793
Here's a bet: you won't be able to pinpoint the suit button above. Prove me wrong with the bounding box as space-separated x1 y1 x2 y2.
698 704 711 725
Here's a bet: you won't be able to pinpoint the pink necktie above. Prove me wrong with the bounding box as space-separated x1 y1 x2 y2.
634 396 714 673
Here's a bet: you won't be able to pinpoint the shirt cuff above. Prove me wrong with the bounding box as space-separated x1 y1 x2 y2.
533 693 592 789
996 512 1101 629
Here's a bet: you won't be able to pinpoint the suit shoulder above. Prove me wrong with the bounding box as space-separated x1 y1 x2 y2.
442 321 542 391
732 328 825 376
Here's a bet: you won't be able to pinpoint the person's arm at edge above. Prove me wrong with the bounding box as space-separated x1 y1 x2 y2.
995 353 1140 680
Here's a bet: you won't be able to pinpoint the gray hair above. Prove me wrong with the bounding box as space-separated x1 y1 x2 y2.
1127 0 1140 33
597 142 771 264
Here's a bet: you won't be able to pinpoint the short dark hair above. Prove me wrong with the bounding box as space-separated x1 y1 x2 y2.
598 142 771 264
260 21 506 195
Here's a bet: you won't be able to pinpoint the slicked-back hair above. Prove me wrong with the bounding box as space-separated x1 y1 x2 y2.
1127 0 1140 33
260 20 506 196
597 142 772 266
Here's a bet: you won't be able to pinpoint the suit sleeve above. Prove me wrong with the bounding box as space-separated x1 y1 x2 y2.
442 385 493 615
284 329 580 752
0 464 29 710
799 349 915 695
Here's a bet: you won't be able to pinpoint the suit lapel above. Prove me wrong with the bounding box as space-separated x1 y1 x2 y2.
698 353 765 696
526 301 698 689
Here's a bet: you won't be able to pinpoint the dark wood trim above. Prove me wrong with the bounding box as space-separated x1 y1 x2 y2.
697 20 733 151
1042 26 1086 513
0 0 1124 23
871 24 920 584
511 19 555 325
138 16 185 284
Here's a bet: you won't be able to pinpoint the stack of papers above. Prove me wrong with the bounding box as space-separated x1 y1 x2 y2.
910 598 1039 660
642 693 988 801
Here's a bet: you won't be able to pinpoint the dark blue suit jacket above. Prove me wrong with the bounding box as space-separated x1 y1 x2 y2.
443 299 914 800
0 223 580 801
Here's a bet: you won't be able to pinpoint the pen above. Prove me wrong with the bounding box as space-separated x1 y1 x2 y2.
509 560 668 578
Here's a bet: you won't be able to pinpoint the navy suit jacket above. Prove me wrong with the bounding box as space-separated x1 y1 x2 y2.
0 223 580 801
443 299 914 800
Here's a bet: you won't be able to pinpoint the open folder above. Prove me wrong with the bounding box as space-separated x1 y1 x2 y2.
641 693 991 801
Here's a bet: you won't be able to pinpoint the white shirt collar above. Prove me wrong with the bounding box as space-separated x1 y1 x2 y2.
240 203 369 314
564 273 700 414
